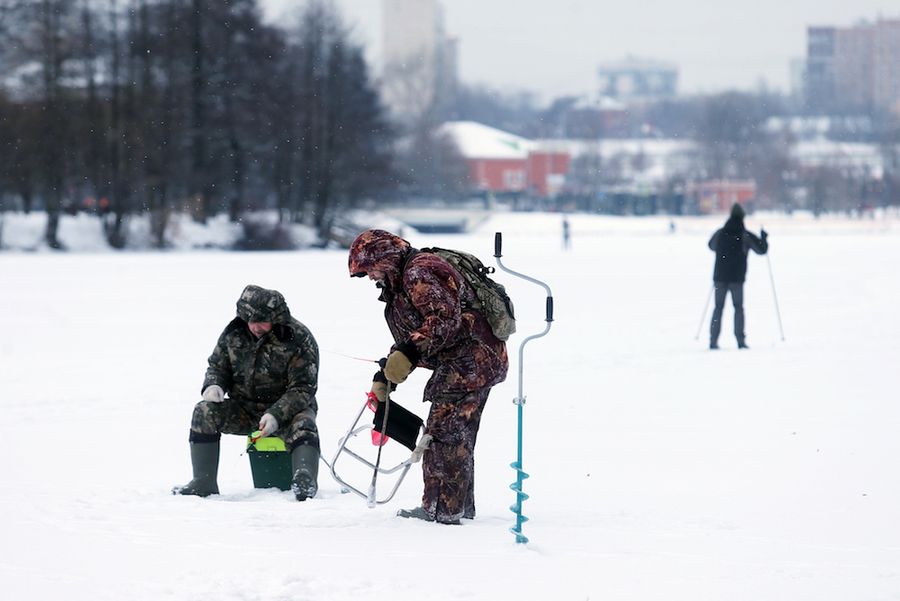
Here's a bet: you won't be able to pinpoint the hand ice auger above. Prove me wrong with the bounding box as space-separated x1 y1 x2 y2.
494 232 554 544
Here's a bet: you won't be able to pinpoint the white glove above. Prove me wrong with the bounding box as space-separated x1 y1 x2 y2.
201 385 225 403
409 433 433 463
258 413 279 437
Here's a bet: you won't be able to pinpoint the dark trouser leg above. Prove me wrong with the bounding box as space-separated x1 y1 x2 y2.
710 282 728 347
281 407 320 451
730 283 745 345
187 400 320 498
463 448 477 519
463 402 489 519
175 398 243 496
178 399 259 497
193 399 319 450
421 389 490 524
190 398 261 438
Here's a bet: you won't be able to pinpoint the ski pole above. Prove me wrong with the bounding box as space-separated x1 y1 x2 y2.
494 232 553 545
765 252 785 341
694 284 714 340
366 387 392 508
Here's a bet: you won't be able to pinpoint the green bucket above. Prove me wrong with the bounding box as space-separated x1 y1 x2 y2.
246 434 292 491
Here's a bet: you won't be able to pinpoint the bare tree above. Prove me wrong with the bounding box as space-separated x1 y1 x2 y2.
15 0 81 248
278 0 393 239
0 0 394 248
395 126 468 199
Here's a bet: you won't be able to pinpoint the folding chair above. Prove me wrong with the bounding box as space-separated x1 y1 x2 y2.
329 393 427 505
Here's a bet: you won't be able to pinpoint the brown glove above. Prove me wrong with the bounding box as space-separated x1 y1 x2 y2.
384 349 413 384
371 381 388 403
370 369 393 403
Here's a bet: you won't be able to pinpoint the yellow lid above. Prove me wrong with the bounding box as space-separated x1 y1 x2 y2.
247 435 287 452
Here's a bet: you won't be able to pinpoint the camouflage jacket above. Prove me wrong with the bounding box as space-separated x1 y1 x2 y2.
203 285 319 424
349 230 508 401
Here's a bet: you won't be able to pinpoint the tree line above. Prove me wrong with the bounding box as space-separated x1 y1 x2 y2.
0 0 394 248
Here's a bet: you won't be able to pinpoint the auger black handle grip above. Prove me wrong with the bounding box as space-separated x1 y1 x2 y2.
494 232 502 258
546 296 554 322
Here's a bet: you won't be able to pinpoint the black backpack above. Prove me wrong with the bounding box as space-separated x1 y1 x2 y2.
420 246 516 341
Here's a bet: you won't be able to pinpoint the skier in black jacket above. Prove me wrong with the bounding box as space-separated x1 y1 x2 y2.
708 203 768 349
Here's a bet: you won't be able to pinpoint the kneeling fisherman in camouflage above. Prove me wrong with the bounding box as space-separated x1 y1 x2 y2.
173 285 321 501
348 230 509 524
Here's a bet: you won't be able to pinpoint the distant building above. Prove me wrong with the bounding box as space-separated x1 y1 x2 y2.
438 121 570 197
764 115 874 141
548 95 629 139
536 138 698 188
687 180 757 214
805 26 838 112
528 143 572 197
873 19 900 116
804 18 900 116
596 56 678 103
792 140 884 177
789 58 807 101
381 0 458 123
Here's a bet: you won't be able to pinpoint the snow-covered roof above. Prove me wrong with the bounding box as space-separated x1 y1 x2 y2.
534 138 697 159
568 94 628 112
533 138 699 184
793 140 884 176
439 121 533 160
764 116 873 140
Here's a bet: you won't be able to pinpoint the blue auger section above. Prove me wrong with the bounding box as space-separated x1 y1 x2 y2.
510 384 530 543
509 458 530 543
509 399 528 543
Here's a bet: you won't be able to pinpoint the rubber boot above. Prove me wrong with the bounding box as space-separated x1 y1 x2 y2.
290 445 319 501
172 441 220 497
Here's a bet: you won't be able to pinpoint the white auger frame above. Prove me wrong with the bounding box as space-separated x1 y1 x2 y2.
328 396 428 506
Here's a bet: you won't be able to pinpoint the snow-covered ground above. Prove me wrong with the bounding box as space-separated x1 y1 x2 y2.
2 211 899 601
0 211 328 252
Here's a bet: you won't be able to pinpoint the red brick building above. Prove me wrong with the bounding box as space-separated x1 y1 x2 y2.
440 121 570 197
527 149 571 197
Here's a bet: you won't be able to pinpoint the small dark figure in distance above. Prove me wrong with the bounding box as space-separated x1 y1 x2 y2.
708 203 768 350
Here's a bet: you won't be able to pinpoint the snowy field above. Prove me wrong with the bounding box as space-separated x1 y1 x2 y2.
2 211 900 601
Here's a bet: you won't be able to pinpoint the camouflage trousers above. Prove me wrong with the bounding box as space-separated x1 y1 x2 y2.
421 388 491 523
189 399 319 451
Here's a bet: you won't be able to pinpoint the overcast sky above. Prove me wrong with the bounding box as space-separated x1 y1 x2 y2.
262 0 899 101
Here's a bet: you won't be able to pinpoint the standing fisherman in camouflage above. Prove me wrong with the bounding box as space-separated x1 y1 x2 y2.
348 229 508 525
173 285 321 501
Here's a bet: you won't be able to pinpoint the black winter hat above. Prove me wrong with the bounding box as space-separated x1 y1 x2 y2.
730 203 745 220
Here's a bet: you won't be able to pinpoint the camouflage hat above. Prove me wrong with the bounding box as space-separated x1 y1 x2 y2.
348 229 411 278
236 285 290 324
